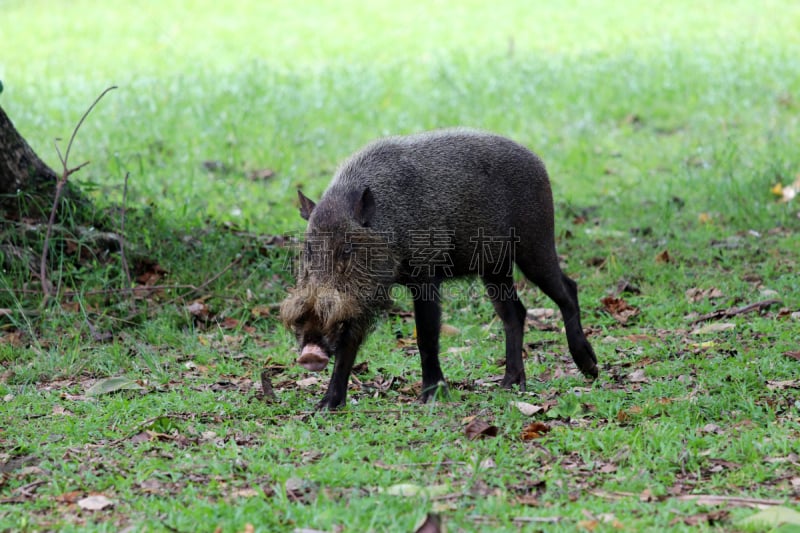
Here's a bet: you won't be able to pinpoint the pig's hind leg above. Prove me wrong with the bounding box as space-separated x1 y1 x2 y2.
516 251 599 379
482 273 527 390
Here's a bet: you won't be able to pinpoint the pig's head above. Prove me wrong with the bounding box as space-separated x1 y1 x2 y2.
280 187 396 372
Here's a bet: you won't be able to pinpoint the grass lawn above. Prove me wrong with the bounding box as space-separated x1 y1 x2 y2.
2 0 800 531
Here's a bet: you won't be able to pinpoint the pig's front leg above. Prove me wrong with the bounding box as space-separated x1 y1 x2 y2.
317 323 364 410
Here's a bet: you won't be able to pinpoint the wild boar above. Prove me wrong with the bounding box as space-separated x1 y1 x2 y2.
281 128 598 409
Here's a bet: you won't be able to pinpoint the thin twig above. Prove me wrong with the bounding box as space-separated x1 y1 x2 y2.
689 299 782 325
674 494 785 508
40 86 118 302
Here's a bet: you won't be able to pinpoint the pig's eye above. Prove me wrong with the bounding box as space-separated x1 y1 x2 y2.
342 243 353 257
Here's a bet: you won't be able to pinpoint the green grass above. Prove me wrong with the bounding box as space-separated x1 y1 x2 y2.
2 1 800 531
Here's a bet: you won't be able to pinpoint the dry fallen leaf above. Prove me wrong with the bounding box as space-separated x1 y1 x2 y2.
55 490 83 504
465 418 499 440
85 376 144 397
700 423 723 435
511 401 545 416
628 369 648 383
766 380 800 390
655 249 671 263
600 296 640 325
783 351 800 362
521 421 551 441
527 308 556 319
231 488 260 499
186 300 210 319
685 287 724 302
296 377 320 388
246 168 275 181
52 404 74 416
78 494 114 511
690 322 735 335
616 405 643 424
250 305 273 318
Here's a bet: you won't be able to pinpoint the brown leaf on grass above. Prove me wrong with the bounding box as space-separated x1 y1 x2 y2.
396 336 416 348
700 423 723 435
516 494 541 506
521 421 551 441
639 488 656 502
627 369 648 383
85 376 145 396
655 249 671 263
600 296 640 325
249 305 273 318
670 509 729 527
612 278 641 296
511 401 546 416
246 168 275 181
616 405 643 424
134 259 167 285
707 459 741 473
690 322 735 335
296 377 320 388
784 351 800 361
230 488 260 499
527 308 556 320
767 380 800 390
55 490 83 504
414 513 443 533
465 418 499 440
187 300 210 320
686 287 724 302
52 404 74 416
78 494 114 511
218 317 239 329
284 477 317 504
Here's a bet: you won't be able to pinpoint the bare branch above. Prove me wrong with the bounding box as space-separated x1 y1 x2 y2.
40 86 118 302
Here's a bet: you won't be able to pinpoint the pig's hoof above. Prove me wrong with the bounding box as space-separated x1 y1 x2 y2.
316 395 346 411
420 381 449 403
501 373 526 391
573 340 599 379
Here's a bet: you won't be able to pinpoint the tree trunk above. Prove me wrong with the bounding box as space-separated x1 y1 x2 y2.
0 105 59 193
0 104 85 220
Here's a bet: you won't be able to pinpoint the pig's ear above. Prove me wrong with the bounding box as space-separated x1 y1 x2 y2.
353 187 376 227
297 190 316 220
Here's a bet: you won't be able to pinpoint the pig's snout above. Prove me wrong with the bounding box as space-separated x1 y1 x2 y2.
297 344 330 372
